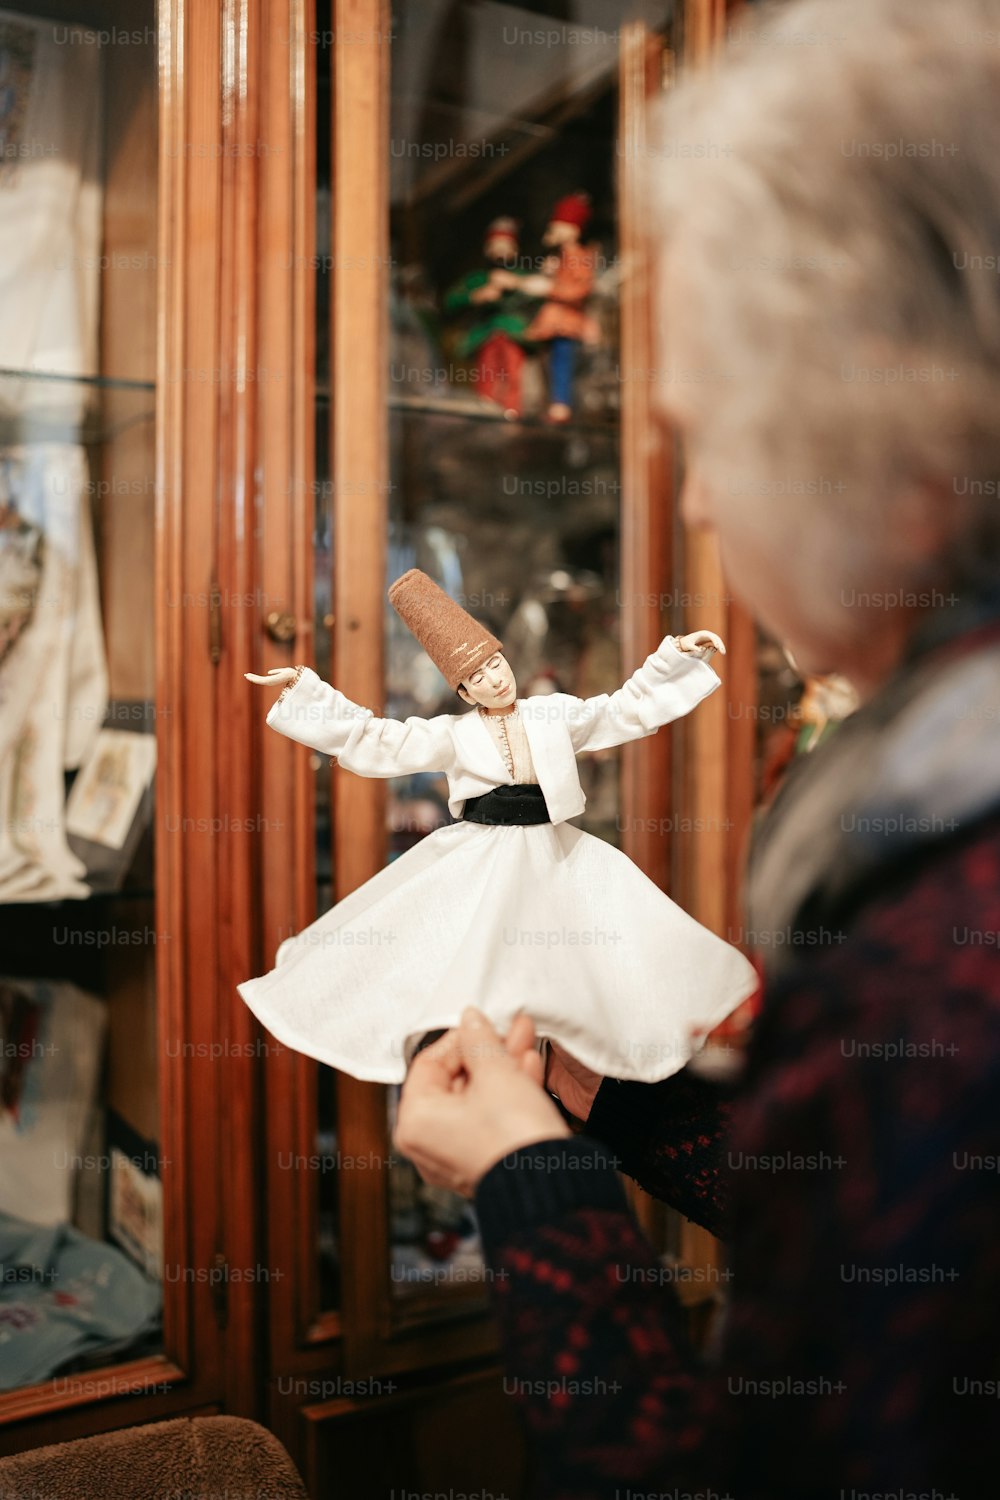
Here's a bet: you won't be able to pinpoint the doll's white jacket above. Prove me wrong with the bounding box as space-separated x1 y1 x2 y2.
266 635 720 826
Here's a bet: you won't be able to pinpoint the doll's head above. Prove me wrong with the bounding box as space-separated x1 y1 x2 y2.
543 192 591 249
457 652 517 711
387 569 508 700
543 218 580 250
484 216 519 266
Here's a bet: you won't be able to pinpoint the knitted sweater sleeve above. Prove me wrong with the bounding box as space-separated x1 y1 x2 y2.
584 1066 733 1238
474 1139 714 1500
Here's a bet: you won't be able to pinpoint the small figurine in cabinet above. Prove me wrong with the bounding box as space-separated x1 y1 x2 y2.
493 192 600 424
443 216 536 418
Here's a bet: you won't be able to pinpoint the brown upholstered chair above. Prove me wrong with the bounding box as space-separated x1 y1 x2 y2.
0 1415 309 1499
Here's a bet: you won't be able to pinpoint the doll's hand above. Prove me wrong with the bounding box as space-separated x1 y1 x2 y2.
676 630 726 657
394 1009 569 1196
244 667 301 687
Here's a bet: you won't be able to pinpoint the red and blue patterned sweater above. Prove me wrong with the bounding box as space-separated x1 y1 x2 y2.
475 812 1000 1500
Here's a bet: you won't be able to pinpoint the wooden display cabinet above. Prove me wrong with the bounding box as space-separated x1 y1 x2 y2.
0 0 760 1493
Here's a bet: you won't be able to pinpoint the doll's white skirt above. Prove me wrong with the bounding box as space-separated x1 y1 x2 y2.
237 819 759 1084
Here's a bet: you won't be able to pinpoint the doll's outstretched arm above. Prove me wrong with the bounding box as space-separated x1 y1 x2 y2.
562 632 725 754
245 665 454 777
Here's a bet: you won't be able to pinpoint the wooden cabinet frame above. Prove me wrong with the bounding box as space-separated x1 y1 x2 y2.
0 0 265 1449
257 0 762 1406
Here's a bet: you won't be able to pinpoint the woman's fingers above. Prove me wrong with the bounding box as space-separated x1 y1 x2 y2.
404 1029 465 1092
504 1010 537 1061
517 1048 545 1088
454 1007 504 1066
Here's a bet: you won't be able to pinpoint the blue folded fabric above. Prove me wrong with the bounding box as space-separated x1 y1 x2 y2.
0 1210 161 1390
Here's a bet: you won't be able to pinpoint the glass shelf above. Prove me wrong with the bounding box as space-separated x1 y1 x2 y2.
0 890 156 911
315 383 617 434
0 368 156 447
0 369 155 390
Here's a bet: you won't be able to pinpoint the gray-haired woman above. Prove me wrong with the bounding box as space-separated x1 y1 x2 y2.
395 2 1000 1495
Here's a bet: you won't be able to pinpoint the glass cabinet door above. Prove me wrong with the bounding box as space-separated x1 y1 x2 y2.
382 0 628 1301
0 2 162 1402
300 0 681 1372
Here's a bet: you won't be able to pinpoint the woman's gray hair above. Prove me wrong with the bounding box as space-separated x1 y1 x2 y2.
650 0 1000 607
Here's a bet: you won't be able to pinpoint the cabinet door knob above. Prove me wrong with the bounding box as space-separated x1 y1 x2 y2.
264 610 298 644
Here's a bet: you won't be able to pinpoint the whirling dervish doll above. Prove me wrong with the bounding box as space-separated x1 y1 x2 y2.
239 570 758 1083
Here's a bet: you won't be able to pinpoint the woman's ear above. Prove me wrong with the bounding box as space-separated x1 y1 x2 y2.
457 685 473 705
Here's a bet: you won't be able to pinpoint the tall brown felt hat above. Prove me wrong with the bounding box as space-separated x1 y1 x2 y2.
388 569 503 690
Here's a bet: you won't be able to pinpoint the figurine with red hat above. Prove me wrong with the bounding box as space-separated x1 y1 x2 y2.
240 569 757 1086
443 216 536 418
494 192 600 423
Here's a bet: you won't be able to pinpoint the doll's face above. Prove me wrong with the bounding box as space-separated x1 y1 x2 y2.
458 653 517 710
543 219 579 249
485 232 517 264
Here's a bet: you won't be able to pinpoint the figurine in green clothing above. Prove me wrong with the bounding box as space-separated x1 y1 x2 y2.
443 217 536 418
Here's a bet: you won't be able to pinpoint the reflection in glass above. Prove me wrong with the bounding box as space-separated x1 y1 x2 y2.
0 3 162 1391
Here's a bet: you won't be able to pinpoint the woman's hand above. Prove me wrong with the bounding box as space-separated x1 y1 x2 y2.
244 667 300 687
394 1009 570 1196
544 1039 604 1123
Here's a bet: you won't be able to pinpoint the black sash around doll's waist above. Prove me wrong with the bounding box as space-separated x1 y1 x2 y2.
461 784 550 825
